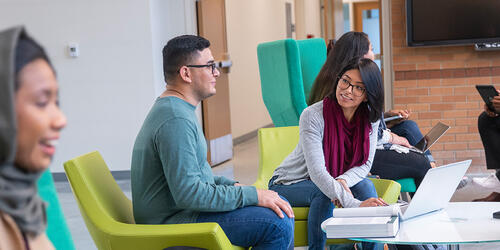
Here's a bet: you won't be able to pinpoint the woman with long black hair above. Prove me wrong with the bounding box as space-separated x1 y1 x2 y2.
269 57 386 250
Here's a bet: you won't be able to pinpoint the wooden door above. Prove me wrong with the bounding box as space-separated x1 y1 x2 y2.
197 0 233 166
353 1 382 65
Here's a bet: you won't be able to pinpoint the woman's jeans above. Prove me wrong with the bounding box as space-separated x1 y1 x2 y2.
269 177 380 250
197 196 294 250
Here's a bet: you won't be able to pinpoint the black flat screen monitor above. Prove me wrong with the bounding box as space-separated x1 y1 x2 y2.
407 0 500 47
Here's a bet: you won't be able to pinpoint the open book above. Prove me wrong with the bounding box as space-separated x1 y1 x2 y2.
321 205 401 238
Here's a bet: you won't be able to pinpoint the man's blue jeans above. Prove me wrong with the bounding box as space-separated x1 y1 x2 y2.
269 177 379 250
196 196 294 250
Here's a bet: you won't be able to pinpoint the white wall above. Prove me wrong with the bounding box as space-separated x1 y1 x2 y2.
295 0 322 40
150 0 198 96
0 0 194 172
225 0 294 138
149 0 202 124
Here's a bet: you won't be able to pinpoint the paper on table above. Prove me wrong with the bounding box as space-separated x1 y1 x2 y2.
332 205 401 218
326 216 393 225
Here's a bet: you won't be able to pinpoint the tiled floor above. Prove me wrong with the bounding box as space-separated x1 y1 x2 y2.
56 135 500 249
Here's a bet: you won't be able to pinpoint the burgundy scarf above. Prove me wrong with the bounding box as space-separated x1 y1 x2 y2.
322 97 371 178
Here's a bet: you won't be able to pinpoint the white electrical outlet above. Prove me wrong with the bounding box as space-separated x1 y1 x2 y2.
68 43 79 58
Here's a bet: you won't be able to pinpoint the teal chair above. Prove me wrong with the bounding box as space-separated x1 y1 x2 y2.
37 170 75 250
395 178 417 201
258 38 416 200
257 38 326 127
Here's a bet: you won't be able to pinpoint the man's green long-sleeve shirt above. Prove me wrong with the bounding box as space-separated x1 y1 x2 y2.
131 97 258 224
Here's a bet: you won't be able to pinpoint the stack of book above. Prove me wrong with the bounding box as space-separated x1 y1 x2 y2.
321 205 401 238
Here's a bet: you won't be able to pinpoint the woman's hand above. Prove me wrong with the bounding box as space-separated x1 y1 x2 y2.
385 109 410 128
386 109 410 119
337 178 352 195
390 133 412 148
360 197 388 207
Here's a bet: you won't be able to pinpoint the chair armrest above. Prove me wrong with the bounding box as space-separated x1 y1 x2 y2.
370 178 401 204
105 222 244 250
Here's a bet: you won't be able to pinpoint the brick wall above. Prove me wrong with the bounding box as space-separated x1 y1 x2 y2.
391 0 500 173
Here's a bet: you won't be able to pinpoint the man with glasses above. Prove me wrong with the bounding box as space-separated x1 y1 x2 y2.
130 35 294 250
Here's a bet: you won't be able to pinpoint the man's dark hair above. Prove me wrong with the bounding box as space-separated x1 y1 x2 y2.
162 35 210 84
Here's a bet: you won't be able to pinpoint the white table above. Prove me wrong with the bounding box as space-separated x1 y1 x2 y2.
349 202 500 249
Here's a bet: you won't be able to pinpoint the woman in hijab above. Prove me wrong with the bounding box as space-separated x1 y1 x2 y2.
0 26 66 249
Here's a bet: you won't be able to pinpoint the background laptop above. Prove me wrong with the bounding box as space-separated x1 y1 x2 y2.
410 122 450 154
399 160 471 220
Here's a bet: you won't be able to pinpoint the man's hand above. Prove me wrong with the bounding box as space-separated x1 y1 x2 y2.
257 189 294 218
234 183 244 186
484 104 499 117
336 178 353 196
359 197 388 207
491 91 500 112
390 133 412 148
484 89 500 117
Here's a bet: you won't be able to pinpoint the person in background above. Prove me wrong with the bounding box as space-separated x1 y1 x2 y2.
0 26 67 250
312 32 433 189
131 35 294 249
472 89 500 201
269 58 387 250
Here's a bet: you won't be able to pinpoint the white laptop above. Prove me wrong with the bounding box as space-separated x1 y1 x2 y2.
398 160 471 221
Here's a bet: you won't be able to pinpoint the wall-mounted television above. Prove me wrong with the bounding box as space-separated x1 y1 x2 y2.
406 0 500 47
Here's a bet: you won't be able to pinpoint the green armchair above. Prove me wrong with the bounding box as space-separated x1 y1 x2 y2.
64 151 244 250
253 126 401 247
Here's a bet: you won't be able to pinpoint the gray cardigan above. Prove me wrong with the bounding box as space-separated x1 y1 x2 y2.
272 101 380 208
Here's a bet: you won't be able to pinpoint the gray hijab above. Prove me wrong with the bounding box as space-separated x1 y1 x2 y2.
0 26 48 236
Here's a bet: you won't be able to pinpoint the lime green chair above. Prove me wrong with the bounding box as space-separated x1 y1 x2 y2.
253 126 401 247
257 38 326 127
37 170 75 250
64 151 244 250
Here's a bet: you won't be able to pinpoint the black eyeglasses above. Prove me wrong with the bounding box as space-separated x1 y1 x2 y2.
337 77 366 97
186 62 219 75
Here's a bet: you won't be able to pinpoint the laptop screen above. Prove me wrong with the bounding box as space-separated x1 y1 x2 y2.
414 122 450 152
